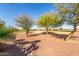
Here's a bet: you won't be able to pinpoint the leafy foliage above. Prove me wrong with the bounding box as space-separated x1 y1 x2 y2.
36 13 63 29
0 20 5 28
15 14 33 37
37 13 52 28
0 23 15 41
51 13 64 27
0 27 15 41
55 3 79 26
55 3 79 40
15 15 33 29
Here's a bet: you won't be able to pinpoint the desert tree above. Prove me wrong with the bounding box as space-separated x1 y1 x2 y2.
55 3 79 40
36 13 63 34
15 14 33 37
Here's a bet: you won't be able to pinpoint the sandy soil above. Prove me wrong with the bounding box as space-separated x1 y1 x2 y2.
1 31 79 56
15 31 79 56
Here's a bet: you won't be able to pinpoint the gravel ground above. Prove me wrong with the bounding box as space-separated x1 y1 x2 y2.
1 31 79 56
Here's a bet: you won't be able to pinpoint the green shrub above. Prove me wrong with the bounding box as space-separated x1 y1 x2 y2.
0 26 16 41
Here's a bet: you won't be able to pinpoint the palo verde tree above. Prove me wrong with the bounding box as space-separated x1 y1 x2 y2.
15 14 33 37
55 3 79 40
36 13 63 34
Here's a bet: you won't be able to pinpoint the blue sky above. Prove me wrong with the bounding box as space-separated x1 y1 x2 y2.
0 3 75 29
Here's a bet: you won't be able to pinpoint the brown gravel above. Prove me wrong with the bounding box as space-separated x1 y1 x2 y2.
1 31 79 56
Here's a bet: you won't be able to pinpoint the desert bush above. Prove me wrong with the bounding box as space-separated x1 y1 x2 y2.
0 26 15 41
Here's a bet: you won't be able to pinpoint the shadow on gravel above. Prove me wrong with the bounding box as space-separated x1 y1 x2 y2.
29 32 67 39
0 39 41 56
30 32 79 40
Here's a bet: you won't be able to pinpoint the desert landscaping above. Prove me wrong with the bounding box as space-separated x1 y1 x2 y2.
0 31 79 56
0 3 79 56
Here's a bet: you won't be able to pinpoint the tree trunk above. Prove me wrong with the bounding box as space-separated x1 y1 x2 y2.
26 30 29 38
64 25 77 41
45 28 49 34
